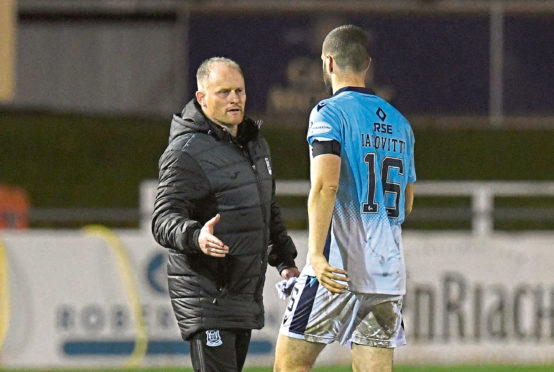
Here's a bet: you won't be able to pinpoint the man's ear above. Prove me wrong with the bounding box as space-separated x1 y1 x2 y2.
364 57 372 74
327 55 334 73
196 91 206 107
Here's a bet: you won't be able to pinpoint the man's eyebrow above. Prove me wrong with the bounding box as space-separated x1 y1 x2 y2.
216 87 243 91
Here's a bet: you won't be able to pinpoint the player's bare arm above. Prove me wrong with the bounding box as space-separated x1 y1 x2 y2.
405 183 414 217
308 153 349 293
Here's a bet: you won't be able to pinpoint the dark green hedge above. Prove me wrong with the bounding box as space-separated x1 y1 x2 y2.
1 112 552 208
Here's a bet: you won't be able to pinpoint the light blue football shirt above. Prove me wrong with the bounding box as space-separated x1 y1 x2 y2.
306 87 416 294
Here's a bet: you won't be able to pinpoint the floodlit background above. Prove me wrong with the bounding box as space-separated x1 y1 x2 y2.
0 0 553 370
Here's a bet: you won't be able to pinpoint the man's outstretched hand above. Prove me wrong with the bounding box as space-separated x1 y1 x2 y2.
197 214 229 257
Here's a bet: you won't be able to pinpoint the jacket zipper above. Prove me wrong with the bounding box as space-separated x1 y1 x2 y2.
240 142 269 303
241 143 268 238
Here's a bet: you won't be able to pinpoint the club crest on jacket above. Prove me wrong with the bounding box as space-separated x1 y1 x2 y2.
205 330 223 347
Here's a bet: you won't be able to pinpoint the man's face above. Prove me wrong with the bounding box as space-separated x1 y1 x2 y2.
197 63 246 128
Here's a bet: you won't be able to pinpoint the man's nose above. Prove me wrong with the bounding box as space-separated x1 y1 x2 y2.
229 90 242 103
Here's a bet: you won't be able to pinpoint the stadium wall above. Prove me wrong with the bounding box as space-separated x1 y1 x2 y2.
10 1 554 119
0 229 552 369
13 13 182 116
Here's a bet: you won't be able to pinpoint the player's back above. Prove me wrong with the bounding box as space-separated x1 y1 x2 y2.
307 87 416 294
338 88 414 223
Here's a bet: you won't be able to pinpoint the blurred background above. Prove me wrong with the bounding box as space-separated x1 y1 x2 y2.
1 0 553 230
0 0 553 370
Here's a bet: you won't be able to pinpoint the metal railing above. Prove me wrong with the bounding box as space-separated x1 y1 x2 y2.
138 180 554 235
274 180 554 235
8 180 553 234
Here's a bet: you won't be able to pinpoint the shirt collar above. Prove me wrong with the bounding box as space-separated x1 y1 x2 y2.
333 86 376 97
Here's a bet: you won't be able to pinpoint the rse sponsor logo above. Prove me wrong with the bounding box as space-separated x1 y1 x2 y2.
374 122 392 134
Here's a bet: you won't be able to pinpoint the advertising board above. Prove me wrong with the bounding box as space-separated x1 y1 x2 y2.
0 230 552 368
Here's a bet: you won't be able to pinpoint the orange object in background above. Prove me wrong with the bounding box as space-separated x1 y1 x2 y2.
0 185 30 229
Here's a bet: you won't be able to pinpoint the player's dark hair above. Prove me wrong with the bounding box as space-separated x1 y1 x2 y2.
322 25 371 72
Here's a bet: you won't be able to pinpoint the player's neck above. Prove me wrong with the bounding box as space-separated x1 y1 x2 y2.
332 75 366 94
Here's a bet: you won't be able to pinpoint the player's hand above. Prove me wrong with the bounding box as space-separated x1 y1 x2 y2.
310 253 349 294
280 267 300 280
197 214 229 258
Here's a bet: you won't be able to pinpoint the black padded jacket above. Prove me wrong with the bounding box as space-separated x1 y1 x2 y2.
152 99 297 340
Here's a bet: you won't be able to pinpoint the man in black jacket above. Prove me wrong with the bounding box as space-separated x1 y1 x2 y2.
152 57 300 372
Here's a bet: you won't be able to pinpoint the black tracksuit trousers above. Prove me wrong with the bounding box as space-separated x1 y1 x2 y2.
189 329 252 372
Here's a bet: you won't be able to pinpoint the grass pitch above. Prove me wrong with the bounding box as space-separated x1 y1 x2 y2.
1 366 553 372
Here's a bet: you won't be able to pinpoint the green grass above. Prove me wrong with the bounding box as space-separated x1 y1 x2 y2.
1 366 553 372
394 367 554 372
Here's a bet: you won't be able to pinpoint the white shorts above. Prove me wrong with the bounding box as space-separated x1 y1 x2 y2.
279 273 406 348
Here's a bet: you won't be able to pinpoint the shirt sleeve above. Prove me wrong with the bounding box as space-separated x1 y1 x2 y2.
151 148 207 254
306 102 342 146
